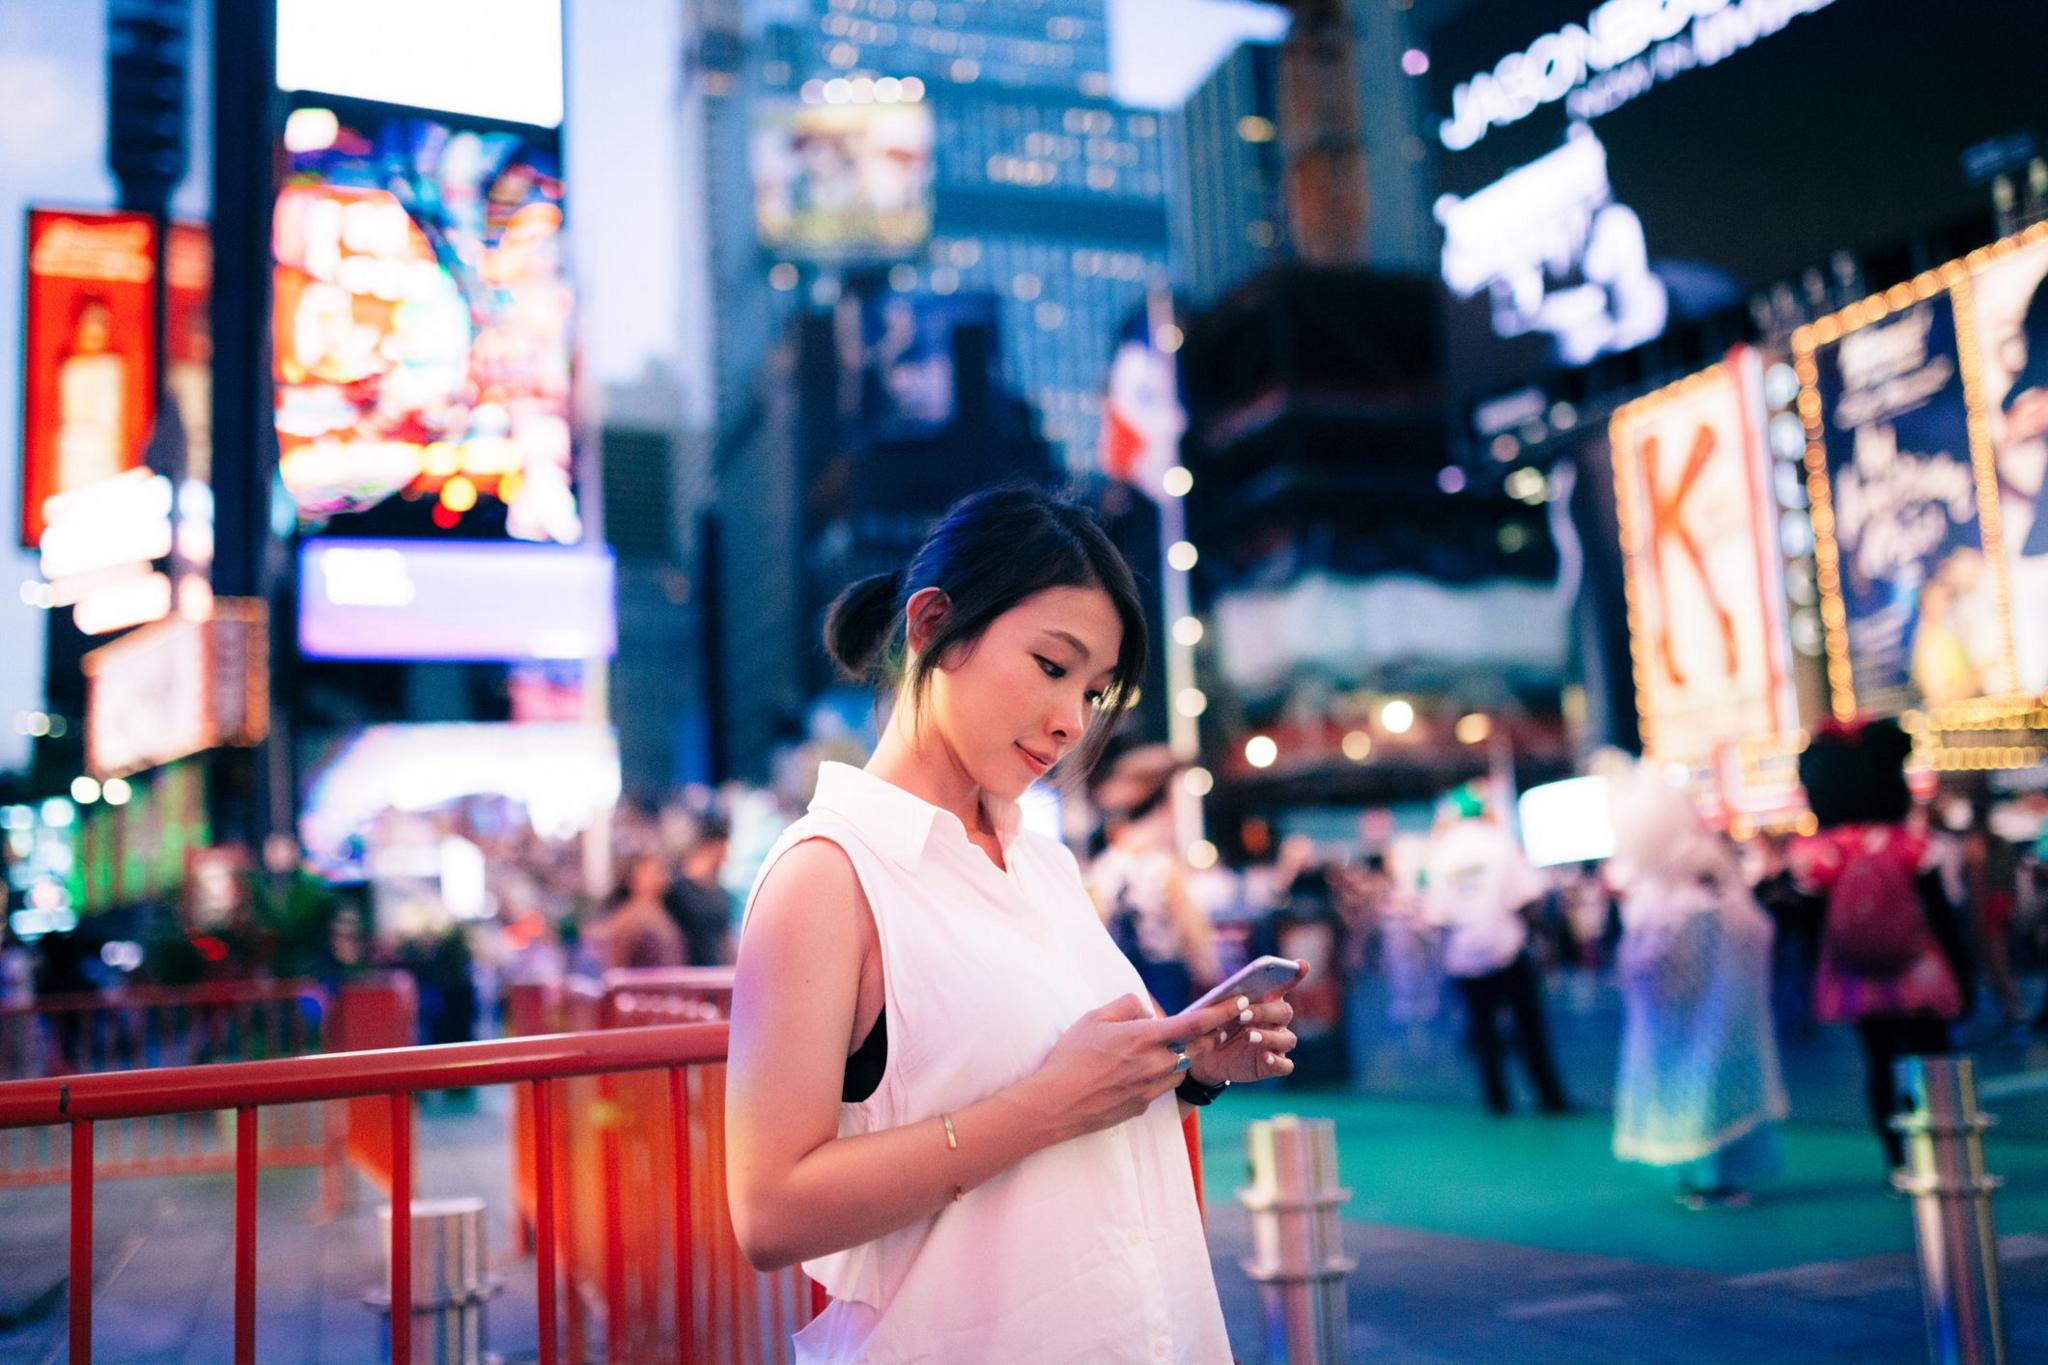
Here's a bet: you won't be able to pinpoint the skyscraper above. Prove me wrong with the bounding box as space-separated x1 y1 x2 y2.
1163 40 1287 308
759 0 1171 473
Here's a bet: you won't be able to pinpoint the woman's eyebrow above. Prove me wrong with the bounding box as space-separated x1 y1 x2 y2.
1039 629 1093 661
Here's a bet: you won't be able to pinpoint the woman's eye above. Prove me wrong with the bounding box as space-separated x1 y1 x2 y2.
1035 655 1066 680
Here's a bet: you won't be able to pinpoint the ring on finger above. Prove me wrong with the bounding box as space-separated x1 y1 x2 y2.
1174 1053 1192 1073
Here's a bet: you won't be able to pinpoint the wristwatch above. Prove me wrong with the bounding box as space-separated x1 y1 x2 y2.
1175 1074 1228 1106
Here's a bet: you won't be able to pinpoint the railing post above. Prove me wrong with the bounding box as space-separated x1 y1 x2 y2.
670 1067 694 1361
69 1121 92 1365
235 1106 258 1365
389 1091 413 1365
1895 1055 2006 1365
535 1077 559 1365
1238 1115 1353 1365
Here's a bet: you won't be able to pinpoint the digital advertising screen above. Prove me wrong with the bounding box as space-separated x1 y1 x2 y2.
859 291 999 436
272 100 579 543
752 100 935 262
1797 287 2003 717
18 208 158 548
1609 347 1796 761
1961 226 2048 697
1424 0 2048 395
298 537 616 663
275 0 564 129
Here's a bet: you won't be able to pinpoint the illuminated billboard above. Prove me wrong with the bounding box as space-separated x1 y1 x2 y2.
275 0 564 129
84 600 269 779
272 105 579 543
1795 284 2005 717
1609 347 1796 761
298 538 616 662
18 208 158 547
752 100 934 261
1960 227 2048 697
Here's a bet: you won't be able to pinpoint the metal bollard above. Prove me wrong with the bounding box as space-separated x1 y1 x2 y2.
1893 1055 2006 1365
367 1197 503 1365
1238 1115 1354 1365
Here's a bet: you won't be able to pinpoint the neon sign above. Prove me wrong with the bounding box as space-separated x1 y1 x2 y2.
1438 0 1836 152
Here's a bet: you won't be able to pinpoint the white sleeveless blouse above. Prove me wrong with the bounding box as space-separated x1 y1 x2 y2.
740 763 1233 1364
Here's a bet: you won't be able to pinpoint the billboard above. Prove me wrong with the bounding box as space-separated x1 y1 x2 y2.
1961 228 2048 697
1797 288 2006 717
275 0 564 129
1426 0 2048 395
272 105 579 543
83 600 269 779
18 208 158 547
859 291 999 435
298 538 616 662
1610 347 1796 760
752 101 934 261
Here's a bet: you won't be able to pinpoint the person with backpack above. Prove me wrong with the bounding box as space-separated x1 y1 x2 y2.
1791 718 1963 1174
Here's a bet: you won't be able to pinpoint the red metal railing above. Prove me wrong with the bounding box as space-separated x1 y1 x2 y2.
0 979 336 1194
505 969 820 1362
0 1020 796 1365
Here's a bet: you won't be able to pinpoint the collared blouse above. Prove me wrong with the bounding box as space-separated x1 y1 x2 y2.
740 762 1232 1364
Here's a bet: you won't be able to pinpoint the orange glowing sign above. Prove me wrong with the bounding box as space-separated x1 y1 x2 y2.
19 208 159 548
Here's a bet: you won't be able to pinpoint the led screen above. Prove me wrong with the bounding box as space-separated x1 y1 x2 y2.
19 209 158 547
298 538 615 662
272 104 578 543
753 100 935 261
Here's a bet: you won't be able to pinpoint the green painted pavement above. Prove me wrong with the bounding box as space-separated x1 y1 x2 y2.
1197 1087 2048 1275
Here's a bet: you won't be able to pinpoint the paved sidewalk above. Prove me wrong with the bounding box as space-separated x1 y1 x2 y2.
3 968 2046 1361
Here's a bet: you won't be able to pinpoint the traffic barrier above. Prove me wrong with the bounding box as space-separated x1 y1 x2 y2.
506 969 820 1362
0 979 334 1195
0 1018 766 1365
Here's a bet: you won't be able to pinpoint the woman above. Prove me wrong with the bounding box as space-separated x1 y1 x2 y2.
581 854 686 973
1605 762 1788 1208
1793 717 1963 1174
727 487 1304 1362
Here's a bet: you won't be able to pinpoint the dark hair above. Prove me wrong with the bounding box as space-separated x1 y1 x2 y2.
1797 716 1913 828
823 484 1147 778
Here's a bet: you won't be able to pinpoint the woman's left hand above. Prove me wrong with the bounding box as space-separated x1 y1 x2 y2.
1187 961 1306 1086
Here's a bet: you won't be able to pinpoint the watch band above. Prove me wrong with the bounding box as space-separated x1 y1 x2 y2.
1175 1074 1228 1107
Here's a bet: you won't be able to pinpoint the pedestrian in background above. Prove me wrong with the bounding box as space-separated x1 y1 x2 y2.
584 853 687 973
1606 761 1788 1208
1087 747 1218 1014
668 814 738 966
1423 787 1572 1116
1792 718 1963 1175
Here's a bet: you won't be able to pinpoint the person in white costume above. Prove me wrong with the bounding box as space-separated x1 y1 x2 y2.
728 486 1305 1363
1604 759 1788 1208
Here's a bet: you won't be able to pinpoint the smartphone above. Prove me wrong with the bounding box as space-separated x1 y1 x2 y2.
1187 955 1302 1013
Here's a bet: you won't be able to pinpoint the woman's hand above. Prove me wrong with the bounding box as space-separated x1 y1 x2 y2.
1028 992 1256 1142
1188 960 1307 1087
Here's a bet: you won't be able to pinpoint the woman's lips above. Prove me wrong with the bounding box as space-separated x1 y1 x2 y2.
1016 742 1052 775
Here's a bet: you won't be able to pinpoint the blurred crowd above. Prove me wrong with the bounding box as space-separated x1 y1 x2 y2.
6 724 2047 1211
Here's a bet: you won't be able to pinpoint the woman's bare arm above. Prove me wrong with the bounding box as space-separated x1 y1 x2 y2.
724 839 1071 1270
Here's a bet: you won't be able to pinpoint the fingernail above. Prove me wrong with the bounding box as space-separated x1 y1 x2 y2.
1266 1053 1280 1066
1235 996 1250 1012
1249 1031 1263 1045
1239 1008 1254 1023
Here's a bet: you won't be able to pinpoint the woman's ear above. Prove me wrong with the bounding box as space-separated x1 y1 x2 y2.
904 587 951 656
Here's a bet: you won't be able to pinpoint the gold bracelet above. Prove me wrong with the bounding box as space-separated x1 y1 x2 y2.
942 1114 963 1201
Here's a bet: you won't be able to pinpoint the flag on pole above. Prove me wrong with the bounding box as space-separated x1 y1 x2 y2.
1096 327 1185 502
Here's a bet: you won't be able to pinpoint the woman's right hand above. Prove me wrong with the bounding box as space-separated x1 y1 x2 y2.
1027 992 1253 1141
